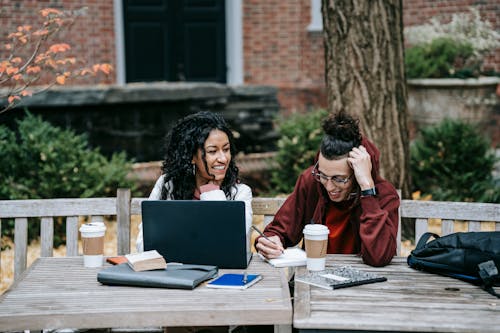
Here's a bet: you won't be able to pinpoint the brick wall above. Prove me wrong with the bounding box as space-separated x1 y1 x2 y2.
0 0 116 86
1 0 497 112
242 0 499 112
242 0 326 114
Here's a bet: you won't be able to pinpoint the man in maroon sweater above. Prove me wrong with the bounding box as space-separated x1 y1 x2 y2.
256 112 400 267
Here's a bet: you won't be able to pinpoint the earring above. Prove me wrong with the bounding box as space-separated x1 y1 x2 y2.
192 164 196 176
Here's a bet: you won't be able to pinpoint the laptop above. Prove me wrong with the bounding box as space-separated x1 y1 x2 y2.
141 200 252 269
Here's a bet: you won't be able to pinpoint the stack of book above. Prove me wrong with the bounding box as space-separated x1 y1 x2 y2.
125 250 167 271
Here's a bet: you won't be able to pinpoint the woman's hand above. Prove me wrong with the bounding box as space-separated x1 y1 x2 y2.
347 145 374 190
255 235 285 259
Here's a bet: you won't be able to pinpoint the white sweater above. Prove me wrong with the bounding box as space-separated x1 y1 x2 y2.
136 175 253 252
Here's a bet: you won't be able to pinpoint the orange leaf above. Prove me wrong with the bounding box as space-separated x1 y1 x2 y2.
7 95 21 104
33 29 49 37
99 63 113 75
48 43 71 54
56 75 66 84
6 67 19 75
11 57 22 64
20 90 32 97
5 43 12 50
26 66 41 74
12 74 22 81
40 8 62 17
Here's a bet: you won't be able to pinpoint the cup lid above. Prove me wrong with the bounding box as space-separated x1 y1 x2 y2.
79 222 106 233
303 223 329 236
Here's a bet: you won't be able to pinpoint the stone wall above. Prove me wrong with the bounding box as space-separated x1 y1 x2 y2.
407 77 500 146
0 82 280 162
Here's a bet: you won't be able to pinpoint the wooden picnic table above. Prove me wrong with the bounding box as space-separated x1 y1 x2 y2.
0 256 292 332
293 255 499 333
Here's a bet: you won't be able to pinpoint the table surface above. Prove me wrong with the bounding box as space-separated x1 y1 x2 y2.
0 256 292 331
293 255 499 333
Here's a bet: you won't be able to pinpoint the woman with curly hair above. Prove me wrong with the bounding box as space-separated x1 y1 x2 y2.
136 111 252 252
255 112 399 267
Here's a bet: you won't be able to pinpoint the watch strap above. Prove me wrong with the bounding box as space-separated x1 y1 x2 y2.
361 187 377 197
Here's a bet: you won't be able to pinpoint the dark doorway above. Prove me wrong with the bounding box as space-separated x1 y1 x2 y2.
123 0 226 83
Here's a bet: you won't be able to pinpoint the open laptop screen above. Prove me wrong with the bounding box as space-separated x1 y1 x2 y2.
141 200 251 268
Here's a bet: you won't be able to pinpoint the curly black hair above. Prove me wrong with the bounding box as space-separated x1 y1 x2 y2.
320 112 362 160
159 111 239 200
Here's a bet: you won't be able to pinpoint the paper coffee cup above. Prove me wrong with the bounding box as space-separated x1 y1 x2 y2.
303 224 329 271
79 222 106 267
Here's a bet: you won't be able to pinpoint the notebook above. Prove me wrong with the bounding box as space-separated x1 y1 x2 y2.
206 273 262 289
295 265 387 290
141 200 251 269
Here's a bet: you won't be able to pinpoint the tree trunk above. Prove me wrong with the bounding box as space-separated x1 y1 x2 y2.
321 0 411 199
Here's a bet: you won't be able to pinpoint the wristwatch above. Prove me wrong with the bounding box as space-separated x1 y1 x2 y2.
361 187 377 197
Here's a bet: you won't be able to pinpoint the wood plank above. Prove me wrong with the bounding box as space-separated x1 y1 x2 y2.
40 217 54 257
401 200 499 221
441 219 454 235
0 198 117 218
117 188 131 255
66 216 79 256
415 218 428 244
0 257 292 331
293 255 500 333
252 198 286 215
131 197 147 215
14 217 27 280
468 221 481 232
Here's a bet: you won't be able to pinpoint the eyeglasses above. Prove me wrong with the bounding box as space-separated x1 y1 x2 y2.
311 161 353 185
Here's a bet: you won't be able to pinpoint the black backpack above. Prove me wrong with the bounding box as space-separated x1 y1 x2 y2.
407 231 500 298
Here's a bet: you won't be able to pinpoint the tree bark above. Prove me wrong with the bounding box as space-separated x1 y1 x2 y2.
321 0 411 198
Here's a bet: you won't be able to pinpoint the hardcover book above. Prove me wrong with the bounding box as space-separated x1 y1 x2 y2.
295 265 387 290
125 250 167 272
206 273 262 289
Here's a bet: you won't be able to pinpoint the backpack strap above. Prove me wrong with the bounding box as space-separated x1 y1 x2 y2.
415 232 440 250
478 261 500 298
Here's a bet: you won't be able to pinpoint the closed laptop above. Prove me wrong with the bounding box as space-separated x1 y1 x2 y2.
141 200 251 269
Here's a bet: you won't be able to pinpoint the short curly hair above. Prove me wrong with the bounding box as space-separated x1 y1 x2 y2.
160 111 239 200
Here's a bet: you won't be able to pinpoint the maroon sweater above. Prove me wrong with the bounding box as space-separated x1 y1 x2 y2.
261 138 400 267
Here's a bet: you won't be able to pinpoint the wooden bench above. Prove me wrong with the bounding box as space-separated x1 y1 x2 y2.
1 190 499 281
252 197 500 255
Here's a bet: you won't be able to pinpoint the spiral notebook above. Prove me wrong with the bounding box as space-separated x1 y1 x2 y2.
295 265 387 290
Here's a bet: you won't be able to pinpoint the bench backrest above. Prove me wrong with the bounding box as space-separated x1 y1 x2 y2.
0 189 132 280
1 190 499 280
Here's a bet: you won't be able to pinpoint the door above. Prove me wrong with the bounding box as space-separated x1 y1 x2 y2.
123 0 226 83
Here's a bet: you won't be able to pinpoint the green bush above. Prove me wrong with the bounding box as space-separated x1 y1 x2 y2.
270 109 328 194
410 119 499 203
405 37 477 79
0 112 137 245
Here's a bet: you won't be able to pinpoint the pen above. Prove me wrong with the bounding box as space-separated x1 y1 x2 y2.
251 225 284 254
242 271 248 284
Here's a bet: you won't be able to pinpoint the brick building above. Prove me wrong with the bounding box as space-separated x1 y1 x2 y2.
1 0 498 112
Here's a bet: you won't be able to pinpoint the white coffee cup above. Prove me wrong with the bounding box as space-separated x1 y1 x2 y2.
79 222 106 267
303 224 329 271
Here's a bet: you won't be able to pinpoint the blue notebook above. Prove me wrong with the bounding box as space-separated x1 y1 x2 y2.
206 273 262 289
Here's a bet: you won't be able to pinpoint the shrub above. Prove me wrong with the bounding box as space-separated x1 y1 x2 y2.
0 112 137 245
410 119 499 203
404 7 500 78
270 109 328 194
405 37 477 79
